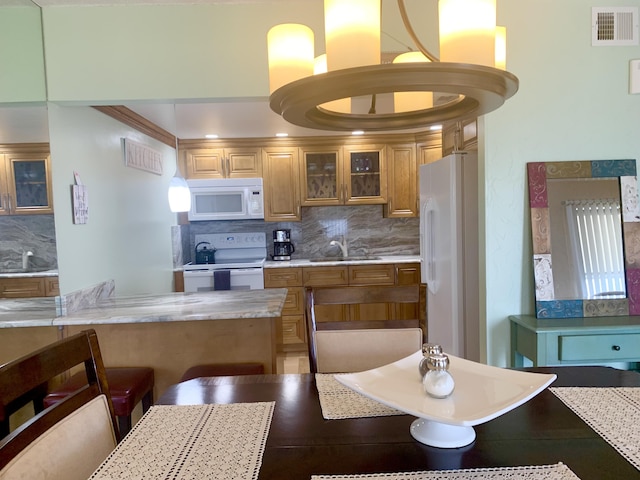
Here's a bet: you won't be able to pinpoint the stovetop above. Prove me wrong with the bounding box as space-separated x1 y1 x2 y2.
184 258 266 271
185 232 267 271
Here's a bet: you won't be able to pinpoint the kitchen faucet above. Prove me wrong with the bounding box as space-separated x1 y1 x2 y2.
329 237 348 258
22 250 33 270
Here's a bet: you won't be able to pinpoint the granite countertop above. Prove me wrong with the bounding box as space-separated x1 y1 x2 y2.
0 289 288 329
264 254 421 268
0 269 59 278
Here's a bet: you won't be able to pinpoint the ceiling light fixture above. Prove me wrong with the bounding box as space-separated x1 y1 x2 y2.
168 105 191 213
267 0 518 132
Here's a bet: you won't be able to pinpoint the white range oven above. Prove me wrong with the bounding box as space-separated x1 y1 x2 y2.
183 232 266 293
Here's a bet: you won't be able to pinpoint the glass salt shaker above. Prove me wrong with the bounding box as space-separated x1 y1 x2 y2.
422 353 455 399
418 343 443 379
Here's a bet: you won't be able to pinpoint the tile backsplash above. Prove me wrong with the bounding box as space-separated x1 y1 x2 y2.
0 215 58 271
176 205 420 265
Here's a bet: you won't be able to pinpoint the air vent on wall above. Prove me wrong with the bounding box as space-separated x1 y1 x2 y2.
592 7 639 46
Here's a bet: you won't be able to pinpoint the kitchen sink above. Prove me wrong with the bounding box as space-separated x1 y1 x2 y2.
309 256 382 262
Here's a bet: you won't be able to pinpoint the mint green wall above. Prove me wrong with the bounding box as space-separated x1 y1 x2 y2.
48 105 176 295
483 0 640 365
0 5 47 104
41 2 324 102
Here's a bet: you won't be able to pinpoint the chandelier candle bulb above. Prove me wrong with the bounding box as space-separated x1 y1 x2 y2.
423 353 455 399
393 51 433 113
267 24 315 94
495 26 507 70
439 0 496 67
324 0 380 70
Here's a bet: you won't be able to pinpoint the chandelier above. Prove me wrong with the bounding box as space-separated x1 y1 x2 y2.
267 0 518 132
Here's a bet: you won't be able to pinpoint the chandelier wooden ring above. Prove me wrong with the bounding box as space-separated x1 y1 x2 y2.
270 62 519 132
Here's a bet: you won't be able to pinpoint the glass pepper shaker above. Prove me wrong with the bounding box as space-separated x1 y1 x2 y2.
422 353 455 399
418 343 443 379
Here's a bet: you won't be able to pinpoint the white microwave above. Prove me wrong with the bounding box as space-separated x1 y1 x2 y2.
187 178 264 221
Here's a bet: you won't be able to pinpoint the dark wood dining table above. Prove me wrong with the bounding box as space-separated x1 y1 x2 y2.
157 366 640 480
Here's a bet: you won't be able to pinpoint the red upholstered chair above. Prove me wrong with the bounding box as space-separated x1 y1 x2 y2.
44 366 154 437
180 363 264 382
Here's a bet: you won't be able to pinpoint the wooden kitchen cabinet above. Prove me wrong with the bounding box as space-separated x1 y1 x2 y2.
262 146 301 222
265 262 422 352
0 145 53 216
300 143 387 206
264 268 306 352
442 118 478 156
0 276 59 298
299 146 344 206
303 265 349 324
383 142 417 218
417 131 444 166
395 263 421 320
182 146 262 179
343 144 387 205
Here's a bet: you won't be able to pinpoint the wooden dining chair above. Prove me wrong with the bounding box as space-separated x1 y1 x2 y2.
305 284 427 373
0 329 119 480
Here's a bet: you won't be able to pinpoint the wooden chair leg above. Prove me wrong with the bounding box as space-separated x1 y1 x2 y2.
142 389 153 413
117 415 132 437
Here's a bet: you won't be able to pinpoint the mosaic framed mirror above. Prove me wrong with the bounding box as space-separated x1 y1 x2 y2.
527 159 640 318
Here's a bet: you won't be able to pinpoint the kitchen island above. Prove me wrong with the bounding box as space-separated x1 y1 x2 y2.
0 289 287 396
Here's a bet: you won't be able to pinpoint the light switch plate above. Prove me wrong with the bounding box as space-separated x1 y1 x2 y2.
631 59 640 94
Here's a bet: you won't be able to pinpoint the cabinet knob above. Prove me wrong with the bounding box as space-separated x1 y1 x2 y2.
612 345 621 351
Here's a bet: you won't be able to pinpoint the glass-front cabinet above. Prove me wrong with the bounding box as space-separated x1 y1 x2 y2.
0 148 53 215
300 144 386 206
300 146 343 206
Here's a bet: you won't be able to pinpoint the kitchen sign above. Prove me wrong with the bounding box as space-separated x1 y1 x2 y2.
123 138 163 175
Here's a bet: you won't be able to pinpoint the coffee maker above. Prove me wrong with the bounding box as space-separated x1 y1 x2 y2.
272 229 295 261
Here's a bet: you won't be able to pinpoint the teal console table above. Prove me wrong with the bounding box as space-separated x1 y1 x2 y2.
509 314 640 368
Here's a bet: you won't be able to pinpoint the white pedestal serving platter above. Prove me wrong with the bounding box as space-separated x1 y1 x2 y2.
335 351 557 448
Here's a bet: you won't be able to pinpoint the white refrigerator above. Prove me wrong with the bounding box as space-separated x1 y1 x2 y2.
419 152 480 361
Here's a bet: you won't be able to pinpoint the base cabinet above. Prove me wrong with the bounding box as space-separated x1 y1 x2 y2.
265 262 421 352
264 268 306 352
0 276 59 298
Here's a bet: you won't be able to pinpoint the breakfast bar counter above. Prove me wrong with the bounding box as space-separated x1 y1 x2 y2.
0 289 288 396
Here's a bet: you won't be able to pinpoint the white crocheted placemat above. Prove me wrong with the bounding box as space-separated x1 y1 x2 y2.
89 402 274 480
550 387 640 470
316 373 404 419
311 462 580 479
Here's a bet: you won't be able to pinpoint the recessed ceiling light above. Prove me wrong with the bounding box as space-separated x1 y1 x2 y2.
352 130 365 135
430 125 443 131
205 134 219 139
275 132 289 137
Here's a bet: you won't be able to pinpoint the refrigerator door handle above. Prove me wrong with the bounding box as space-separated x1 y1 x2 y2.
421 198 437 294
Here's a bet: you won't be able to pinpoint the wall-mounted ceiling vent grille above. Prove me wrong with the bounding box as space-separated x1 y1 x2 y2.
592 7 639 46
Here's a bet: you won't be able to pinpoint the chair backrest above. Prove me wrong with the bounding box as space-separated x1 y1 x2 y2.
0 329 119 480
306 284 427 373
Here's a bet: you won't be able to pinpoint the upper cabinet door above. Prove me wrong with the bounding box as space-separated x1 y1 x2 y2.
384 143 417 218
225 147 262 178
262 146 300 222
183 146 262 179
300 146 343 206
343 144 387 205
183 148 225 178
2 152 53 215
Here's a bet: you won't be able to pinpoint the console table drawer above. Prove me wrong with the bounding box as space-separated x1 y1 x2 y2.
559 333 640 361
